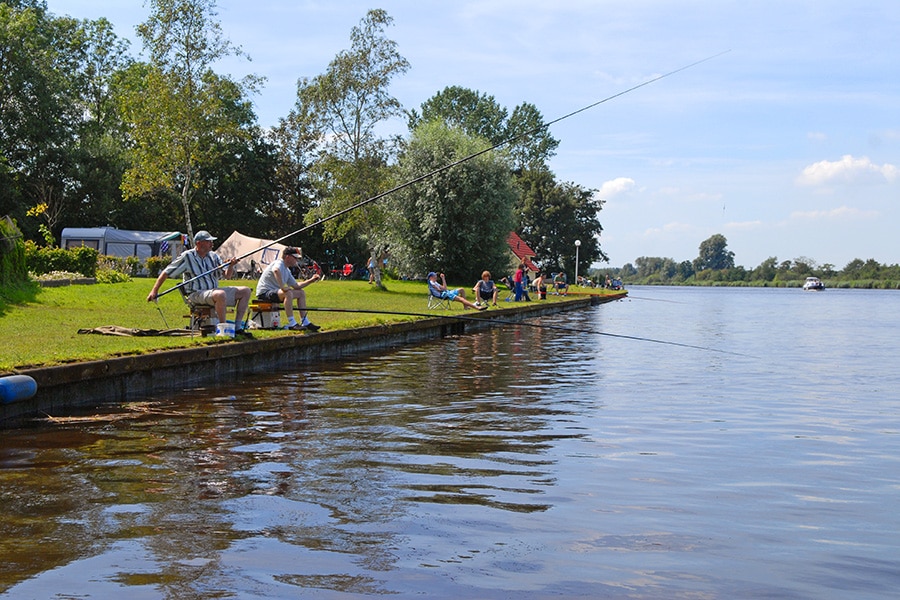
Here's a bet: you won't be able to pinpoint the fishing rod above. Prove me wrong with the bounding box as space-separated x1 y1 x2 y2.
301 306 751 357
157 50 730 299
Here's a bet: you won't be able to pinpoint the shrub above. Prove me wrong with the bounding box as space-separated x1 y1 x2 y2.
96 269 132 284
25 242 99 277
1 216 28 286
147 255 171 278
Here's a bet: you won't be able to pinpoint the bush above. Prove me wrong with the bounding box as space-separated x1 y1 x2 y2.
96 269 132 284
25 242 99 277
1 216 28 287
147 255 172 278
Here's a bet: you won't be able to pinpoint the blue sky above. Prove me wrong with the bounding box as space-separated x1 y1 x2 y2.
48 1 900 269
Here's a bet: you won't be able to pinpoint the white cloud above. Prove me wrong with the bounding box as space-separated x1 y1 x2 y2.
807 132 827 142
643 222 695 236
790 206 879 220
796 155 899 186
595 177 636 200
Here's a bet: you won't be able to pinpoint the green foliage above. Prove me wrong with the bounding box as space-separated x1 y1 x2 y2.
694 234 735 271
517 169 605 274
388 121 516 281
25 241 98 277
95 268 131 283
121 0 260 240
146 255 171 278
0 216 28 286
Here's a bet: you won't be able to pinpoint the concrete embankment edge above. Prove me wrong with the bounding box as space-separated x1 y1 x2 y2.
2 296 618 426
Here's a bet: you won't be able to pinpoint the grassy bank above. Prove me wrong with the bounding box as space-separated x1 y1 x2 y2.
0 278 609 373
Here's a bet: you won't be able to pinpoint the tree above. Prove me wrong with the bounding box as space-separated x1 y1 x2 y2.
0 2 81 242
120 0 261 241
301 9 409 288
409 86 508 145
410 87 559 173
386 121 516 282
505 102 559 172
693 233 735 272
517 169 606 275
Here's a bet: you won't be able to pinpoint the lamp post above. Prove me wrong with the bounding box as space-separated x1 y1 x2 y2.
574 240 581 286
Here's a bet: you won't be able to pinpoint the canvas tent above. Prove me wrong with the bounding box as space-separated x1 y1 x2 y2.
61 227 184 259
214 231 287 277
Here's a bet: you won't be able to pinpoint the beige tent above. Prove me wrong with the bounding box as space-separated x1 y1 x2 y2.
215 231 286 277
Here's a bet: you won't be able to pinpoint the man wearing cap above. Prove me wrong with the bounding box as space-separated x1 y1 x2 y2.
147 230 253 338
256 247 322 331
427 272 486 310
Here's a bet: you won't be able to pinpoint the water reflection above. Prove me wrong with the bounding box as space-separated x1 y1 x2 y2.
0 324 593 596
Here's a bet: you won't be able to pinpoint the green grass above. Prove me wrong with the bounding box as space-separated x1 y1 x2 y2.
0 277 603 373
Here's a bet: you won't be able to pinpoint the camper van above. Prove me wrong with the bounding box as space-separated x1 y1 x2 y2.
61 227 184 259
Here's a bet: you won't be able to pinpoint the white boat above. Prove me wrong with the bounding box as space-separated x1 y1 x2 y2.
802 276 825 291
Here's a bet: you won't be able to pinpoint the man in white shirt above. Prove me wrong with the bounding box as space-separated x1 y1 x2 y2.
256 247 321 331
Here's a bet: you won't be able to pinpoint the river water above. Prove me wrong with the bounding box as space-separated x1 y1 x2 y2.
1 286 899 599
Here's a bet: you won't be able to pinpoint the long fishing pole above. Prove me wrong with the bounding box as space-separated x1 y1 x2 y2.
157 50 730 298
301 306 751 357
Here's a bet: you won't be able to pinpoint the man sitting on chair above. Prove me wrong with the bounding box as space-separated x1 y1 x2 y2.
472 270 498 306
147 230 253 338
428 272 486 310
257 247 321 331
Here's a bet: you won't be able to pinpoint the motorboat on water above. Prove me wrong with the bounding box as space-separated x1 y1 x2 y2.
802 276 825 291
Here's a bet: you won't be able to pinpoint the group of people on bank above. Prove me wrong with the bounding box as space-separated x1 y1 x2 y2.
147 230 579 339
147 230 321 338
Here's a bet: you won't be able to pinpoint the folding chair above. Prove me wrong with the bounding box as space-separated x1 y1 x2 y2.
427 286 453 309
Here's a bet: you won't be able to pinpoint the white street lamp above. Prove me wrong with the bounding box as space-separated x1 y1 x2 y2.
574 240 581 285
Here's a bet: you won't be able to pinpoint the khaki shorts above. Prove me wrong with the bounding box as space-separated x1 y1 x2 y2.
188 286 237 306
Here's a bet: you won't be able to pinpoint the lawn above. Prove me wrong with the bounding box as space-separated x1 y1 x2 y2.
0 277 594 373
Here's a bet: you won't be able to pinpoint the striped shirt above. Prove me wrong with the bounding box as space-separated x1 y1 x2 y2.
163 249 222 293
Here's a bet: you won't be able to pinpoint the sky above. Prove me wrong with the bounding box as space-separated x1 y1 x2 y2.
47 0 900 269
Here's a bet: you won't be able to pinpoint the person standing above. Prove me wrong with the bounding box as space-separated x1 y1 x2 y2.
147 230 253 338
256 247 321 331
513 263 531 301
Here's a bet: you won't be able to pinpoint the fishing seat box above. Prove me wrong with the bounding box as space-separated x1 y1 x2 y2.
249 301 282 329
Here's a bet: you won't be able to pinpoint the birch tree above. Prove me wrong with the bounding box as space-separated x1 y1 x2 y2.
120 0 260 242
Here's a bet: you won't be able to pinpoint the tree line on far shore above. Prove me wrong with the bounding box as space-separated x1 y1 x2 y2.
593 234 900 289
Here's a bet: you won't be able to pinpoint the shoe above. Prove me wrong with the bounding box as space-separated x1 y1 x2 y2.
234 328 254 339
477 305 487 311
288 323 303 331
303 322 321 332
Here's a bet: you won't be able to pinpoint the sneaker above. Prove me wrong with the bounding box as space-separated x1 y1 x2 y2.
303 322 321 332
234 328 254 339
288 323 303 331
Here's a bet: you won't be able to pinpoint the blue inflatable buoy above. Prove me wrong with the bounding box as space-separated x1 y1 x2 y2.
0 375 37 404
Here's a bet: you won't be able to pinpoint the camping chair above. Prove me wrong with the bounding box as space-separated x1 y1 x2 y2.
427 284 453 309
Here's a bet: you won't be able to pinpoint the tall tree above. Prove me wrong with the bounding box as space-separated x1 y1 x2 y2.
408 86 508 145
410 88 558 173
386 121 516 282
120 0 260 241
694 233 735 271
301 9 409 288
517 169 606 275
0 2 79 242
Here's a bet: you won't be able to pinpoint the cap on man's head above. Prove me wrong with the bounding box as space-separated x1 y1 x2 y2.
283 247 302 258
427 272 437 279
194 230 216 243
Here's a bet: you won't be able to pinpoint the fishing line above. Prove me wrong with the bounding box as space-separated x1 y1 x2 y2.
153 299 169 328
301 306 751 357
157 50 730 299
